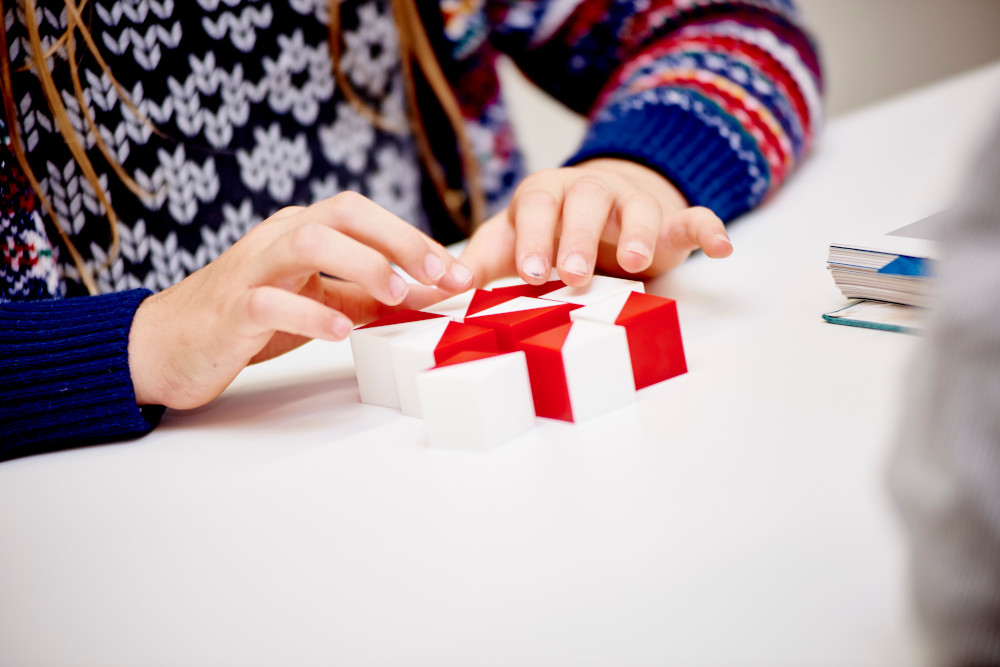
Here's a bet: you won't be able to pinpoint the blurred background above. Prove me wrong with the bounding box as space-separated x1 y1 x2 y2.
501 0 1000 173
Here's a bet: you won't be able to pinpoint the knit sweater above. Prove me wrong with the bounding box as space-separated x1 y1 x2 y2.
1 0 822 459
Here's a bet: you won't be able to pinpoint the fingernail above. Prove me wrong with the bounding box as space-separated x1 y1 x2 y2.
389 273 409 300
624 240 651 259
423 253 446 281
562 253 589 277
332 316 353 339
521 255 547 279
448 263 473 287
715 233 732 247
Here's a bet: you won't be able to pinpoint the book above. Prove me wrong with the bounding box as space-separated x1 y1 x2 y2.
827 210 946 308
822 299 924 335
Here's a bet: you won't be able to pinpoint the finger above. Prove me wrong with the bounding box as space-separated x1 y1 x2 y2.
319 277 447 326
302 191 472 290
615 191 662 274
556 176 615 286
510 172 563 283
458 212 518 289
263 223 411 306
241 285 355 342
665 206 732 259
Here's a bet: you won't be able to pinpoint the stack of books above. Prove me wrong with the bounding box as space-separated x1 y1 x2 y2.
824 211 945 333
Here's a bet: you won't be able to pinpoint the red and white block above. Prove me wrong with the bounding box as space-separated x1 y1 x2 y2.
349 310 448 410
465 296 579 350
417 350 536 449
570 291 687 390
390 320 498 417
541 275 644 307
421 280 566 323
516 319 635 422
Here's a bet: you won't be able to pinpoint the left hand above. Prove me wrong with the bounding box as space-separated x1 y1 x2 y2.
460 158 733 287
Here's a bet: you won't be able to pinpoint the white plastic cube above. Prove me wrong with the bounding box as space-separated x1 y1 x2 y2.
418 351 536 449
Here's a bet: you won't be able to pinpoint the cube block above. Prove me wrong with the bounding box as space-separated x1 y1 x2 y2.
516 319 635 422
465 296 579 350
350 310 447 409
418 350 536 449
571 291 687 389
390 320 499 417
542 275 644 307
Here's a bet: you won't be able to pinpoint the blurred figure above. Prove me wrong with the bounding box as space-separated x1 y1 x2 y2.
890 115 1000 664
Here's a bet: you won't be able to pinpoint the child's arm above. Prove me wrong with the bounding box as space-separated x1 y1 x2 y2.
1 190 473 461
464 0 822 285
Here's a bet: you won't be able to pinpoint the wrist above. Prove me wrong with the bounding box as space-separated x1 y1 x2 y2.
128 292 165 407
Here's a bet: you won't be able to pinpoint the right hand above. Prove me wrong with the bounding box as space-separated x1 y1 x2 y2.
127 192 473 410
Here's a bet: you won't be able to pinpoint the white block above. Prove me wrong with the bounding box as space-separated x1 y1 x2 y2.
349 311 446 410
418 351 536 450
562 320 635 420
542 275 644 306
421 290 475 322
390 320 498 418
517 319 635 422
390 319 452 418
568 288 633 323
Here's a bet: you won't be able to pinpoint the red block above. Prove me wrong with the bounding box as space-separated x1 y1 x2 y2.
465 296 579 350
571 291 687 390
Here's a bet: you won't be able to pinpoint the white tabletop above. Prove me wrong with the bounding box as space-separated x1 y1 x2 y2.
3 63 1000 667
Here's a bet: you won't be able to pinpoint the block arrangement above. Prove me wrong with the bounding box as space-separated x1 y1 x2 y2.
350 275 688 449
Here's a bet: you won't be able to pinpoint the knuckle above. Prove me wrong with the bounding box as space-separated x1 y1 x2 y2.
327 191 367 226
516 189 559 212
567 178 612 204
244 288 271 328
273 205 305 218
288 222 323 259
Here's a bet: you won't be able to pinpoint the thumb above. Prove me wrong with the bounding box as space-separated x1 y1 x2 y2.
459 212 518 288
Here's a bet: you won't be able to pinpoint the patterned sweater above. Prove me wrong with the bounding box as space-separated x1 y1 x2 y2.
0 0 822 459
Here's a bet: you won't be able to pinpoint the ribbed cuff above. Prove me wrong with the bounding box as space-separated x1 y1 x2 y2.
0 289 164 461
566 87 771 222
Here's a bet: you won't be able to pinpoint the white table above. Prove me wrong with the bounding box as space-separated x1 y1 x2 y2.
3 63 999 667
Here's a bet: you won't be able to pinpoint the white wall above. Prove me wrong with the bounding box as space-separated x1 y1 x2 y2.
500 1 1000 172
797 0 1000 116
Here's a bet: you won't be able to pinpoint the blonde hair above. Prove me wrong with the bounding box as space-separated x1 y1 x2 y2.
0 0 485 295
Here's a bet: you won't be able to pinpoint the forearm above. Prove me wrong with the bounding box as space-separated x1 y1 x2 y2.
491 1 823 220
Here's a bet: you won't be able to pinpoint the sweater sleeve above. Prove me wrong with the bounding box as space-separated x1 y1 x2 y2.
0 290 164 461
486 0 823 221
2 118 162 461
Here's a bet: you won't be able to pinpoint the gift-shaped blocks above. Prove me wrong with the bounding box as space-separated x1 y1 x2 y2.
417 350 536 449
350 310 448 409
570 291 687 390
465 297 579 350
516 319 635 422
390 320 498 417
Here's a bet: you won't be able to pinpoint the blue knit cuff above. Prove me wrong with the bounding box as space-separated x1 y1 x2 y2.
0 289 163 461
566 87 771 222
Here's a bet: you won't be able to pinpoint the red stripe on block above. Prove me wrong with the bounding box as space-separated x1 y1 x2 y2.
433 321 499 364
469 302 579 350
517 323 574 422
616 292 687 389
356 309 444 330
434 349 513 369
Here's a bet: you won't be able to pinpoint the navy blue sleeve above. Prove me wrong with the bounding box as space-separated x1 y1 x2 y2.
0 289 164 461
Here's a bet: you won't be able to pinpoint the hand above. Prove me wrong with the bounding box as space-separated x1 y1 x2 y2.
128 192 474 409
460 158 732 287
